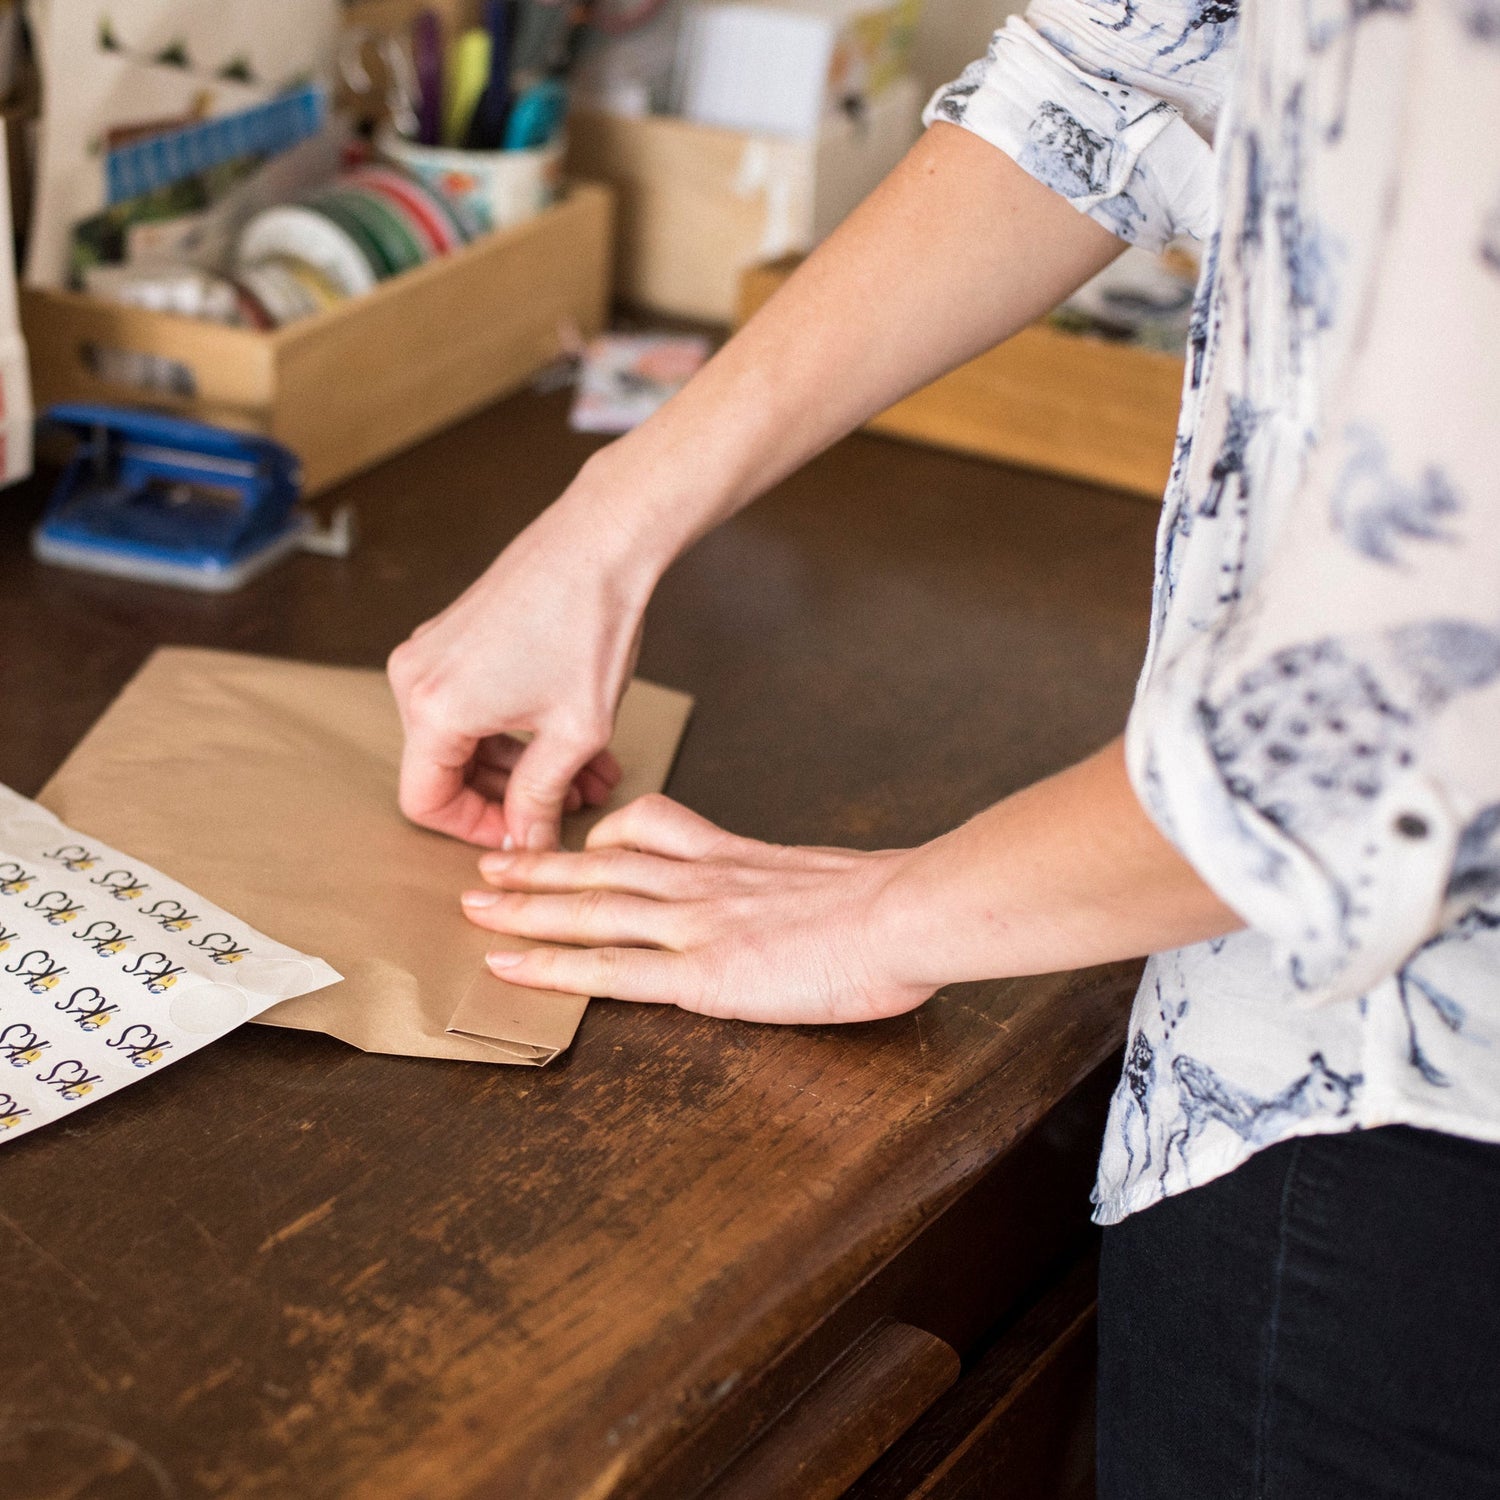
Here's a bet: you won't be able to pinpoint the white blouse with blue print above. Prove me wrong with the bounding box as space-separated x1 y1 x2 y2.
926 0 1500 1223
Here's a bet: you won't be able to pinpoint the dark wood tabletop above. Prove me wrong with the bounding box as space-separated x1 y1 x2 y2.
0 389 1156 1500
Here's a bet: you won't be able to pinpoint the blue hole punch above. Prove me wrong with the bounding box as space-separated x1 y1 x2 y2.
32 405 353 592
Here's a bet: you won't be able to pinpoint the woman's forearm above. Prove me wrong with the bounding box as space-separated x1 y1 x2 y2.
567 122 1126 576
390 123 1126 849
877 739 1244 987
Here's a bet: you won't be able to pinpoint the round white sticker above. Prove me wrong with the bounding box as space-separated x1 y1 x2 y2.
169 982 248 1034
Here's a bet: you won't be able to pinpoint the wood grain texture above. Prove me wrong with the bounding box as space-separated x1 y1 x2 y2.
738 256 1183 499
0 388 1155 1498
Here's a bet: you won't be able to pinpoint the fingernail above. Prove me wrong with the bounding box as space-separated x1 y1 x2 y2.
501 834 515 853
462 889 498 908
488 950 525 969
479 853 512 876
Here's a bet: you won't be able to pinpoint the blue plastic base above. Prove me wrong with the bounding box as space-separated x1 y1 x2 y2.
32 513 310 593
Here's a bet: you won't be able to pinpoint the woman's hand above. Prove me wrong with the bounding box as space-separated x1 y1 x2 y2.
460 793 936 1024
459 743 1245 1026
389 127 1124 855
388 474 663 851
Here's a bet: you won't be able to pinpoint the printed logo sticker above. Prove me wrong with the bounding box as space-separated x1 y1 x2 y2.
25 890 83 927
5 948 67 994
91 869 149 902
45 843 99 872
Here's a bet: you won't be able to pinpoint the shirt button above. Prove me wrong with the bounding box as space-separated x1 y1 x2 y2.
1394 813 1430 839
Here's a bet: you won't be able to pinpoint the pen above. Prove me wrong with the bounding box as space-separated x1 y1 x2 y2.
501 76 566 149
411 7 443 145
464 0 514 150
443 27 491 146
501 0 592 149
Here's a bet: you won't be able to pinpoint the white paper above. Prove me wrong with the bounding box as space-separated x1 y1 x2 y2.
675 3 837 139
0 782 340 1143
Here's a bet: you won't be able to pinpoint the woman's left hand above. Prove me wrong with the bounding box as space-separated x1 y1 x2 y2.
461 793 935 1025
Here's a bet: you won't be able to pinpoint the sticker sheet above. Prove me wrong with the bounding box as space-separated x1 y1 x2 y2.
0 782 340 1143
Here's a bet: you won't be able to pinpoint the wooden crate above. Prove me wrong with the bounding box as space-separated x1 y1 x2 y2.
566 81 920 324
739 255 1185 500
21 183 614 494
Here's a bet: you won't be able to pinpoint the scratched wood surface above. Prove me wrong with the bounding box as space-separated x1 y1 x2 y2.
0 391 1155 1499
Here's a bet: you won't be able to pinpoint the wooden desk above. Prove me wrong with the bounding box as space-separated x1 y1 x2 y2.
0 392 1156 1500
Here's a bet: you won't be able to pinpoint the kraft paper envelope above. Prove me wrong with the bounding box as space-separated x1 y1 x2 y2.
39 648 693 1065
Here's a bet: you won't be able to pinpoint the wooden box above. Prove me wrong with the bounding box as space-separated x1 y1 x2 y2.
566 79 921 324
20 182 614 494
739 254 1185 500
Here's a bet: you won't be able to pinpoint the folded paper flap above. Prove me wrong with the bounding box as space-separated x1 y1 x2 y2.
40 649 693 1066
446 965 589 1053
60 648 405 783
445 1032 560 1066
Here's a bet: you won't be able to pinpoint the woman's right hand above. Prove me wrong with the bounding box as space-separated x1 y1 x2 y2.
390 124 1126 852
387 464 662 852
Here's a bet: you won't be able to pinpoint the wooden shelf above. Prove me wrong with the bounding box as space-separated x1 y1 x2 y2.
739 255 1184 501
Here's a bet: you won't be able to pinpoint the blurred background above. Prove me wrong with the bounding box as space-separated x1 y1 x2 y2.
4 0 1194 586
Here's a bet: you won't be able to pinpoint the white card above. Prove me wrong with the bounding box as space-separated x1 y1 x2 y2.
0 782 340 1142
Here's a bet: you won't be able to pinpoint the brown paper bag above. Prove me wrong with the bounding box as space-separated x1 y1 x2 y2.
39 648 693 1065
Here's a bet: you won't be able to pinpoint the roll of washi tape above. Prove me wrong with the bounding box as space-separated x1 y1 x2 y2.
324 185 427 273
383 160 479 244
353 165 467 252
278 255 347 315
227 274 277 331
236 204 379 297
373 132 488 241
236 258 321 326
302 191 401 279
345 165 459 257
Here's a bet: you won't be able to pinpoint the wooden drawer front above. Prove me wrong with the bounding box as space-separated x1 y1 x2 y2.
705 1321 961 1500
846 1256 1099 1500
652 1059 1115 1500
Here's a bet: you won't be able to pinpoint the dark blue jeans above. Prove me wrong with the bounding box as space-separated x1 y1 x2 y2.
1097 1125 1500 1499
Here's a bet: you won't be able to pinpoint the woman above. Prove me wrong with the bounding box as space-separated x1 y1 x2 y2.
387 0 1500 1492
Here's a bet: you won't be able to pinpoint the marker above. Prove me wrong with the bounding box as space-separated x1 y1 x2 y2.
502 77 566 149
443 28 491 147
412 8 443 145
464 0 514 150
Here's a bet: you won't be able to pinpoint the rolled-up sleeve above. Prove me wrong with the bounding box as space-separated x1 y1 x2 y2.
922 0 1231 250
1125 11 1500 1004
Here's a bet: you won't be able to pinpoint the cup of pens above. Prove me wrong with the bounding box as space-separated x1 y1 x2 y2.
378 129 564 234
380 0 582 234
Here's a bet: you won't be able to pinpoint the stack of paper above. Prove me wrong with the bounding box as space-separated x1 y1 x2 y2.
673 0 921 140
